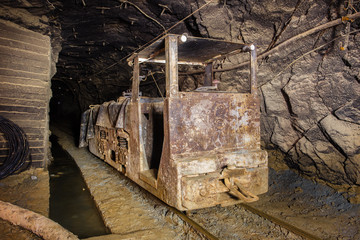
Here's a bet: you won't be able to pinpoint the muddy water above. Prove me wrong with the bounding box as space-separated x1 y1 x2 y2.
49 135 109 238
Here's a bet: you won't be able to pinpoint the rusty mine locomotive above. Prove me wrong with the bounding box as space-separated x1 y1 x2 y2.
79 34 268 211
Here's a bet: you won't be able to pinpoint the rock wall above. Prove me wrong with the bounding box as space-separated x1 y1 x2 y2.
52 0 359 196
192 0 360 194
5 0 358 197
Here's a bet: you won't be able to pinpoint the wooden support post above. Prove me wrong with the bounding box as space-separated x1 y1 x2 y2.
132 54 140 102
203 63 213 86
165 35 178 98
249 45 257 95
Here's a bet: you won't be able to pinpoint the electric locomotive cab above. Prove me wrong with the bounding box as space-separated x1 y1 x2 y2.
79 34 268 210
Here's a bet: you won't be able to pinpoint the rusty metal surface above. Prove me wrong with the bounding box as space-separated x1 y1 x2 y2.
130 34 247 64
168 92 260 156
81 34 268 211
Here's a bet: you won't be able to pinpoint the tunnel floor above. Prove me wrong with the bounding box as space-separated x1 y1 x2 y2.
0 125 359 239
53 126 360 240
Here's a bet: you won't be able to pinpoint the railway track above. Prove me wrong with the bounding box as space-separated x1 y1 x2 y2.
239 203 322 240
168 202 322 240
55 127 323 240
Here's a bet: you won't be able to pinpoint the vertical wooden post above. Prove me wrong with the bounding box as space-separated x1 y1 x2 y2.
132 54 140 102
249 44 257 95
129 54 140 178
165 35 178 98
203 63 213 86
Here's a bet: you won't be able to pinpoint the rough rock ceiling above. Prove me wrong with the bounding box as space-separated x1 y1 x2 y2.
55 0 199 96
1 0 206 104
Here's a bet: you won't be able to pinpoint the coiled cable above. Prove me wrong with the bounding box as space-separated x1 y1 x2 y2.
0 115 30 179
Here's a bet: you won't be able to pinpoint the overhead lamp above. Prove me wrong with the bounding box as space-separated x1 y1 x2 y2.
180 34 188 43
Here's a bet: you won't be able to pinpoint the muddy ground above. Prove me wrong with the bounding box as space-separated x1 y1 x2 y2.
187 167 360 240
53 127 302 240
249 168 360 239
0 129 359 239
53 127 360 240
0 168 49 240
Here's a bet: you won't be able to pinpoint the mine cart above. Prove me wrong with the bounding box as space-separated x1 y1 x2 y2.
79 34 268 210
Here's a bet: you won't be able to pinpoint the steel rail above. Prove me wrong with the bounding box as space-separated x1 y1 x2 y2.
169 201 322 240
240 203 322 240
168 206 219 240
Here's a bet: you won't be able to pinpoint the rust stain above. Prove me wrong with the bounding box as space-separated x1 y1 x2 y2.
79 34 268 211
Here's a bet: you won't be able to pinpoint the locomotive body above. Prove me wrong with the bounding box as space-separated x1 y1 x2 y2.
79 34 268 210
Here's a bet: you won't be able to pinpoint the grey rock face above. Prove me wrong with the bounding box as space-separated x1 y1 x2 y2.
345 155 360 185
335 98 360 124
195 0 360 189
270 116 299 152
320 115 360 157
5 0 359 196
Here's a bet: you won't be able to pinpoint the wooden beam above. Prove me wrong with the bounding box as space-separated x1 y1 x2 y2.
165 35 178 98
249 45 257 94
131 54 140 102
203 63 213 86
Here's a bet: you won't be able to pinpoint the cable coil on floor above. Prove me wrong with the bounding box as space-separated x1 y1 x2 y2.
0 115 30 180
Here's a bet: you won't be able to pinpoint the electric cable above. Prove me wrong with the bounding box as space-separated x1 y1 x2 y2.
0 115 30 179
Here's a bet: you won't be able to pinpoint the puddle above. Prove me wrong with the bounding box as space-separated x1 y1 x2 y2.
49 135 109 238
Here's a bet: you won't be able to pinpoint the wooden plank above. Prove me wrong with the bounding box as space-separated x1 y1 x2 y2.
22 127 45 135
0 75 48 88
0 45 49 63
0 142 7 148
27 134 45 141
8 119 46 128
29 141 45 148
0 149 8 155
1 133 45 143
0 88 48 101
31 161 44 168
0 151 46 161
0 20 49 41
131 55 140 102
30 148 45 154
0 111 46 121
0 97 47 108
0 82 46 93
203 63 213 86
0 58 49 75
0 136 45 147
0 68 49 81
0 37 49 55
0 55 50 74
0 22 49 45
165 35 178 98
30 153 45 161
0 105 46 114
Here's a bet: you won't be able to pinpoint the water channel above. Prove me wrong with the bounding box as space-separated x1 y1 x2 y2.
49 135 109 238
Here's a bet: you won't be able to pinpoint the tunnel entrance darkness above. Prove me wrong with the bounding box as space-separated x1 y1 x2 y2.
50 80 81 141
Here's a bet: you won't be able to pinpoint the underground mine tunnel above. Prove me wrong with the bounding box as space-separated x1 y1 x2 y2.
0 0 359 239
